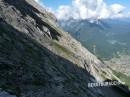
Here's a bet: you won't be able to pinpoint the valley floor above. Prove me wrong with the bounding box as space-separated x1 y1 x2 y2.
105 55 130 76
105 55 130 88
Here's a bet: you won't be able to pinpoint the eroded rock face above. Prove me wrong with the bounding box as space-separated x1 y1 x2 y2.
0 0 127 97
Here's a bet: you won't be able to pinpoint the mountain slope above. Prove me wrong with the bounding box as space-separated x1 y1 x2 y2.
0 0 129 97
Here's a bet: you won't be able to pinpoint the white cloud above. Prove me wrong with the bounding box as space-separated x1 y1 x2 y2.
56 0 128 20
34 0 130 20
128 11 130 16
124 11 130 18
110 4 125 14
34 0 44 7
34 0 40 3
34 0 54 13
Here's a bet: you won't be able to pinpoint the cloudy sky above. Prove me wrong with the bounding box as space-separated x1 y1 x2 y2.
35 0 130 20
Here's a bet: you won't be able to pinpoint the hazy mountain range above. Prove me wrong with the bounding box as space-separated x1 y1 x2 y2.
59 18 130 60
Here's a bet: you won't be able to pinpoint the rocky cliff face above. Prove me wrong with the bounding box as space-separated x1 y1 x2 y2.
0 0 128 97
